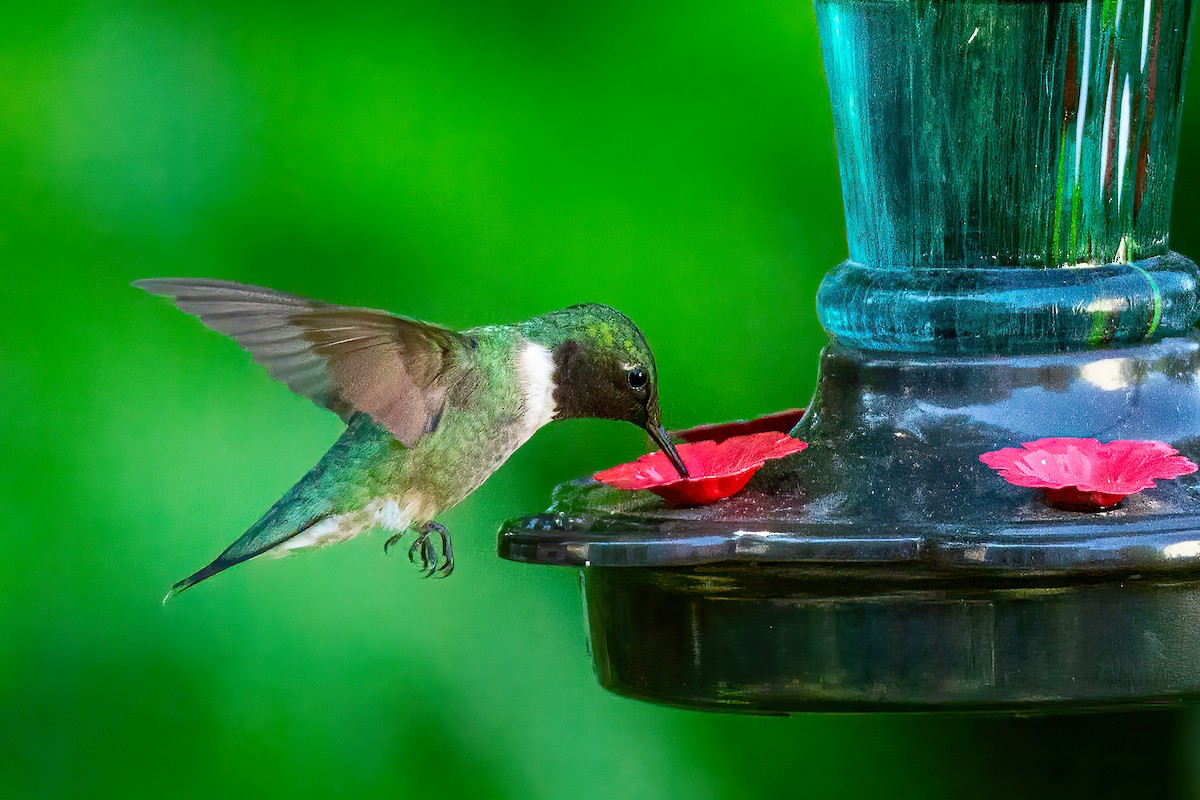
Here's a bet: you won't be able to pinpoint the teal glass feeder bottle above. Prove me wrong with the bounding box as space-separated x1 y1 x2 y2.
499 0 1200 713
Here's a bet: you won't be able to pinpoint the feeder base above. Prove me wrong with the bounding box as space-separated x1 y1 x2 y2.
500 335 1200 713
584 566 1200 714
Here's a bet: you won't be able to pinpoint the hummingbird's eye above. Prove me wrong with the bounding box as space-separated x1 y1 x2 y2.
627 366 649 393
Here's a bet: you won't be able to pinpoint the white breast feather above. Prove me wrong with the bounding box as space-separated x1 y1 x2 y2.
268 496 433 557
518 340 558 437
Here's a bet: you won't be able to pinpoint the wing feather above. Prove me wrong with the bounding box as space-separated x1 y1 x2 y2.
136 278 468 447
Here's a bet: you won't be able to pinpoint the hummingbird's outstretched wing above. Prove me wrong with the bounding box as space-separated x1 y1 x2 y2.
135 278 469 447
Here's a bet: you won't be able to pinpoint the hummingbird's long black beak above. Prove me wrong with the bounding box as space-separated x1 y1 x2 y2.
647 423 689 479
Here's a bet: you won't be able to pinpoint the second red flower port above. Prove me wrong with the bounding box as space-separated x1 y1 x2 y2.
979 437 1198 512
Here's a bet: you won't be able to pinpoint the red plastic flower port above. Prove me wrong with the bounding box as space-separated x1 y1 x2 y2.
672 409 806 444
594 431 807 508
979 437 1197 511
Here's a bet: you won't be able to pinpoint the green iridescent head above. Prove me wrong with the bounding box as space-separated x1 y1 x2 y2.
521 303 687 478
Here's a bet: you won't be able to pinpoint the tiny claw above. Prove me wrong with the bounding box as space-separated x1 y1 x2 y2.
430 524 453 577
387 521 456 579
434 531 454 577
404 530 439 576
421 537 438 578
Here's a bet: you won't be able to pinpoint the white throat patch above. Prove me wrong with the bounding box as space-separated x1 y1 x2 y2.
518 340 558 436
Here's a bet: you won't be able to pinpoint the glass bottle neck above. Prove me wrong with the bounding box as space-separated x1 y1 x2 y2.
816 0 1195 269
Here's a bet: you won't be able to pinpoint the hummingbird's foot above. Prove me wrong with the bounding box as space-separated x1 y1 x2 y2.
433 522 454 578
386 521 454 578
407 532 437 577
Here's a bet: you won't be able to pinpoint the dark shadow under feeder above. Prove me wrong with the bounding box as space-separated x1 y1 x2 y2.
498 0 1200 713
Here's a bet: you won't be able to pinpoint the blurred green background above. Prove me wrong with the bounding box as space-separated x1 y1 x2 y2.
5 1 1200 797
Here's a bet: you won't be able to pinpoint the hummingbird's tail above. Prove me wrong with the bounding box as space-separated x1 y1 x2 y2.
163 414 398 602
164 560 238 603
163 500 330 603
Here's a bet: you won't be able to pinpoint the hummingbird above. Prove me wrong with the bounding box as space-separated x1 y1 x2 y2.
137 278 687 599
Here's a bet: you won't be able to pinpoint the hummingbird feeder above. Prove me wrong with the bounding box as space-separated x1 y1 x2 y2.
498 0 1200 713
